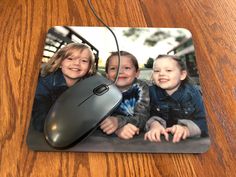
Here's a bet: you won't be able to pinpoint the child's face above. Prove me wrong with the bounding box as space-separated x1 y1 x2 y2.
60 49 91 86
106 56 139 90
152 57 187 95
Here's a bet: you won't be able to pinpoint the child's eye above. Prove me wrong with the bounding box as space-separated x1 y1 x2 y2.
81 59 89 63
66 57 73 61
109 67 116 71
167 69 172 72
153 70 160 73
124 67 131 70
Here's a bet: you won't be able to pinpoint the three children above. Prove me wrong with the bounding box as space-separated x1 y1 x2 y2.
33 44 208 143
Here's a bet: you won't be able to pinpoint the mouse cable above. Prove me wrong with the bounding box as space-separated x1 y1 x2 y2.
87 0 120 85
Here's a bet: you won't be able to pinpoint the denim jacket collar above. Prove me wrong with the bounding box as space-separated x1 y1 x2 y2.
158 83 185 101
52 69 67 88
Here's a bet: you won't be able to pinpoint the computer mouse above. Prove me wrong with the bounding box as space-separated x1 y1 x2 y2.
44 74 122 149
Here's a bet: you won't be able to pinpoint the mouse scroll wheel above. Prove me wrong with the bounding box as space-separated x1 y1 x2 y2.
93 84 109 95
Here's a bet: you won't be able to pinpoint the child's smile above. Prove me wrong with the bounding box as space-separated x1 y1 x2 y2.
67 67 83 76
118 76 128 81
70 68 81 71
158 78 169 83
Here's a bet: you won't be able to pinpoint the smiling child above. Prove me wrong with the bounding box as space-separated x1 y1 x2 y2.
144 55 208 143
32 43 96 132
100 51 150 140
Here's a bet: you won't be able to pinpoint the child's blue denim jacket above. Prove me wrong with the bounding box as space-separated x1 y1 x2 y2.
31 69 68 132
148 83 208 137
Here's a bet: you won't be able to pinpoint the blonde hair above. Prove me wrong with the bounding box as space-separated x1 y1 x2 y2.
41 43 96 77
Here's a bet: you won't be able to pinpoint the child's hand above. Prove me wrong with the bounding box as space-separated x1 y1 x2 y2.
144 121 169 142
166 124 190 143
100 116 119 134
115 123 139 139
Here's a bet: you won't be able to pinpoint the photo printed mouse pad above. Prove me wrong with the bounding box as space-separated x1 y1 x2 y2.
27 26 210 153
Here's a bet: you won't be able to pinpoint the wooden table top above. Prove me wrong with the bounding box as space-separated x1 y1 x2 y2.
0 0 236 176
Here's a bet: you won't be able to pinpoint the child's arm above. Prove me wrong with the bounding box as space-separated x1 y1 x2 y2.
115 123 139 139
177 85 208 137
177 120 201 137
145 116 167 130
144 121 169 142
100 116 119 134
122 81 150 130
166 125 190 143
112 81 150 139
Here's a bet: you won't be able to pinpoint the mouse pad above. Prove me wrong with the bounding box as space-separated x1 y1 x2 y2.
27 26 210 153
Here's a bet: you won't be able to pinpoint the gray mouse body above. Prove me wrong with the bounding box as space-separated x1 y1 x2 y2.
44 74 122 148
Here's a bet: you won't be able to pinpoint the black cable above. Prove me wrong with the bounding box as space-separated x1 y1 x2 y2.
87 0 121 84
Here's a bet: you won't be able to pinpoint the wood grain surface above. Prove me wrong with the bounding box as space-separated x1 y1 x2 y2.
0 0 236 176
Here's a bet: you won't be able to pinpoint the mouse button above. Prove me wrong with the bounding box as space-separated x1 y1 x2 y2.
89 85 122 116
93 84 109 95
44 117 81 148
44 104 80 143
